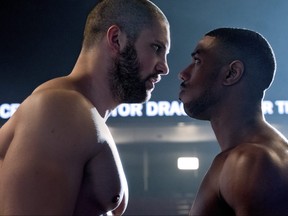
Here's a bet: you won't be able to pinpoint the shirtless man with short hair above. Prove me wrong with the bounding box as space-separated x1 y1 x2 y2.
179 28 288 216
0 0 170 215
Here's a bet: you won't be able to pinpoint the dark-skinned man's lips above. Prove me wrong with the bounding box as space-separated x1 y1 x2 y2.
179 82 187 101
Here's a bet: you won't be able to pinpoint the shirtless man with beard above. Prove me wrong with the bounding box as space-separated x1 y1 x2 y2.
0 0 170 215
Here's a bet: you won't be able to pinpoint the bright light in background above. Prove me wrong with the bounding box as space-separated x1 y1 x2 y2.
177 157 199 170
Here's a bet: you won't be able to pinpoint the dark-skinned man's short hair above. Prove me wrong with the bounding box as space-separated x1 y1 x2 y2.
206 28 276 94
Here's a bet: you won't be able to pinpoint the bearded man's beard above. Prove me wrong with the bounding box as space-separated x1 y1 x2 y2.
109 43 149 103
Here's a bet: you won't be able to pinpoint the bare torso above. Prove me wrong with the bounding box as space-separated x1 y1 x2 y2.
190 132 288 216
0 77 128 215
73 107 128 215
189 150 235 216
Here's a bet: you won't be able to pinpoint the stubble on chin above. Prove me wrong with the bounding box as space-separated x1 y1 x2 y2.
183 87 217 120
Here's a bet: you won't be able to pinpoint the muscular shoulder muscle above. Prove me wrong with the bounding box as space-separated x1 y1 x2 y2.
220 144 288 215
0 90 98 215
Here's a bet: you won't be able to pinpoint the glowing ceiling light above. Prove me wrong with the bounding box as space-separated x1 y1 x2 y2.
177 157 199 170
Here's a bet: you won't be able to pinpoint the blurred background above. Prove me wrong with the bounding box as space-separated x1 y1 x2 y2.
1 0 288 215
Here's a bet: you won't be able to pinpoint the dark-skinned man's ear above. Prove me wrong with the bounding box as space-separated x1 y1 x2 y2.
223 60 244 86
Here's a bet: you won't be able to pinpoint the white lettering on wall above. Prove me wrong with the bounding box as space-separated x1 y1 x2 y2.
262 100 274 115
0 103 20 119
275 100 288 114
2 100 288 119
146 101 186 117
111 103 143 117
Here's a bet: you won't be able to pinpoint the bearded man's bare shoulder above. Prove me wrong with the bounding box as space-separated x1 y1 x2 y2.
15 89 100 153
